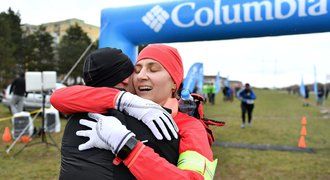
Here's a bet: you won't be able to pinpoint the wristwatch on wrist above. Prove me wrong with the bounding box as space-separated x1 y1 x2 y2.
116 137 138 160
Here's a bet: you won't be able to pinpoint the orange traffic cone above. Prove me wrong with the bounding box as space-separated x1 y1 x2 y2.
300 126 307 136
298 116 307 148
298 136 306 148
20 135 31 143
301 116 307 125
2 127 12 143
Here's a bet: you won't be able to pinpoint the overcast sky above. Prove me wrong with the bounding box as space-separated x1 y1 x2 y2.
1 0 329 88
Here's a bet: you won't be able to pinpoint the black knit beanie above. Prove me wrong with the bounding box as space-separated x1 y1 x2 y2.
83 47 134 87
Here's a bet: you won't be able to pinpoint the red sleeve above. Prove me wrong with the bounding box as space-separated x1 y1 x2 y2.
50 85 120 114
122 112 213 180
123 143 203 180
176 113 213 161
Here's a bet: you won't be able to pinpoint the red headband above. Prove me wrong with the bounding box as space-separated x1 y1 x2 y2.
137 44 183 90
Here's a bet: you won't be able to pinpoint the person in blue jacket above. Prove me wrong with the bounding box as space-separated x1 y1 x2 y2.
237 83 256 128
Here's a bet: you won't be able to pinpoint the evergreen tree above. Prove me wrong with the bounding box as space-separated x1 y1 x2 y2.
0 8 22 88
58 24 93 83
6 8 22 62
21 32 37 71
22 26 54 71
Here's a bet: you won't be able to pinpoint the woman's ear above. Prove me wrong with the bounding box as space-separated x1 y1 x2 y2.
172 83 176 92
122 77 129 84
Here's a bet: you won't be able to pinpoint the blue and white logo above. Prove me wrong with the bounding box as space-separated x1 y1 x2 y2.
142 5 170 32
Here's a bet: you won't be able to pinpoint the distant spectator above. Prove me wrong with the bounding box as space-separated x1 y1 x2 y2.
222 86 229 101
227 87 234 102
209 82 216 105
202 83 209 103
292 88 297 95
237 83 256 128
287 88 291 94
9 73 26 114
317 85 324 106
223 86 233 102
303 86 309 107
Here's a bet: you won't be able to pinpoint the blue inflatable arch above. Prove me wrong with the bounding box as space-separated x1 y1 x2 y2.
99 0 329 63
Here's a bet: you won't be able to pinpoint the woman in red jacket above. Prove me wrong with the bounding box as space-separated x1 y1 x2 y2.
51 44 217 179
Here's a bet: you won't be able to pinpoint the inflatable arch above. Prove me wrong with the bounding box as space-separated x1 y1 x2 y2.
99 0 329 62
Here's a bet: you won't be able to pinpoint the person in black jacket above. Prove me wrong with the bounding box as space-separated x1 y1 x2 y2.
9 73 26 114
60 48 179 180
317 85 325 106
303 86 309 107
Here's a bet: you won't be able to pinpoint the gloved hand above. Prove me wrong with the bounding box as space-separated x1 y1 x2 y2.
76 113 135 154
115 91 178 140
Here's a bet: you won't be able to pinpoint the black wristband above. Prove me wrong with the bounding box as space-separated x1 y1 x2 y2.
116 137 138 160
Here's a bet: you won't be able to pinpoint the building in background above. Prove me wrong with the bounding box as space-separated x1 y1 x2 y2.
204 75 242 89
22 18 99 45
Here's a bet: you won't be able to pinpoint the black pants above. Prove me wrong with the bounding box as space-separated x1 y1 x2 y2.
241 103 254 124
208 93 215 105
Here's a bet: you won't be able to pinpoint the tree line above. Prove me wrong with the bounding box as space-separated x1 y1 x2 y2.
0 8 97 88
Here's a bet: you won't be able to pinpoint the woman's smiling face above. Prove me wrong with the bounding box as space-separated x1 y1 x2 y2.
132 59 175 106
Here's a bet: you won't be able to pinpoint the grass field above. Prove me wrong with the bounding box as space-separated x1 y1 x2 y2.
0 89 329 179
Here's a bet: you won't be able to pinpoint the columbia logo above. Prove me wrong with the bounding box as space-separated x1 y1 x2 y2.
142 5 169 33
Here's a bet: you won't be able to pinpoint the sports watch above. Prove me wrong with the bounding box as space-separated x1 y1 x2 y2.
116 136 138 160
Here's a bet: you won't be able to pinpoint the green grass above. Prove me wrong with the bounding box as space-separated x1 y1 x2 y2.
207 89 330 180
0 105 63 180
0 89 329 179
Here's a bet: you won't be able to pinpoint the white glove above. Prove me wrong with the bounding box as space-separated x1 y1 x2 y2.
76 113 135 154
115 91 178 140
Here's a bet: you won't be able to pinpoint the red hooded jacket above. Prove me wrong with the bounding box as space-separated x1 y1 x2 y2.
51 85 215 180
